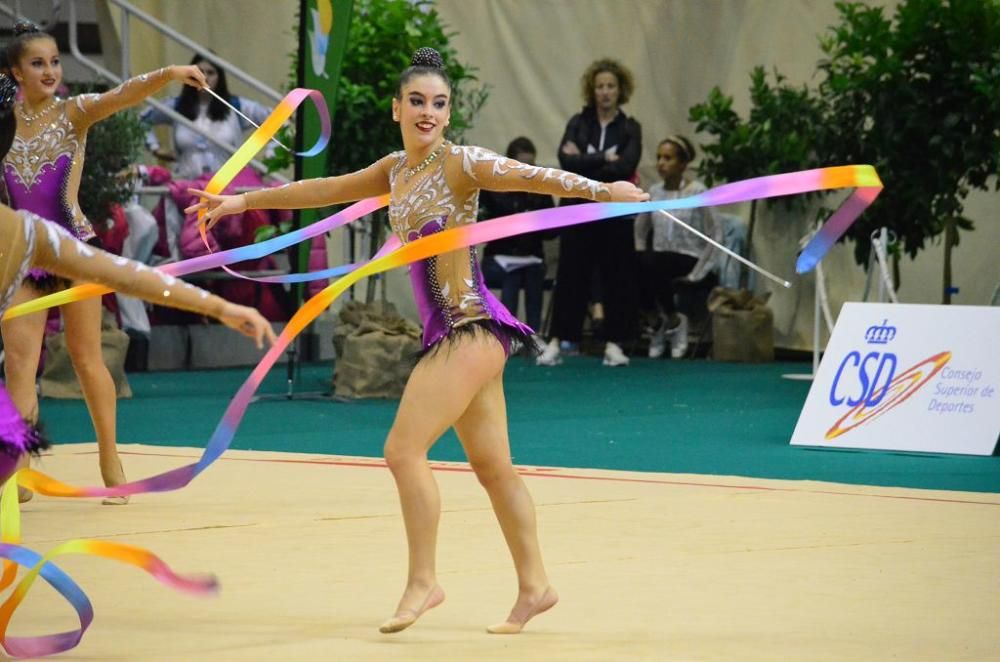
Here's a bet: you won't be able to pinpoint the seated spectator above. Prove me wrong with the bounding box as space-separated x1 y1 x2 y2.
479 137 554 343
634 135 720 359
140 53 273 179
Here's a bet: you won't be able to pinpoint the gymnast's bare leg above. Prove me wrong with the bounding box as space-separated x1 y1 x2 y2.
380 331 554 634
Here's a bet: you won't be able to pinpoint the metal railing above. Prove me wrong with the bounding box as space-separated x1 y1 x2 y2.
2 0 288 184
73 0 288 182
107 0 282 102
4 0 61 28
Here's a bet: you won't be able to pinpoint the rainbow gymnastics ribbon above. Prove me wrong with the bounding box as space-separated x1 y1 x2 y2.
0 88 330 658
0 81 882 653
0 479 216 658
1 167 881 653
12 164 883 503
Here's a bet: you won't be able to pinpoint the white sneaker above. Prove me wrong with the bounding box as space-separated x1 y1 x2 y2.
603 341 630 367
536 338 562 366
648 330 667 358
647 316 668 358
670 313 689 359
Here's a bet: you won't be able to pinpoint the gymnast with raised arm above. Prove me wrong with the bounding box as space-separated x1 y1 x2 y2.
0 69 276 491
188 47 648 635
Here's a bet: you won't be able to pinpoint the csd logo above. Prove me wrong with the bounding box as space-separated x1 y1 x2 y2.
826 351 951 440
828 319 899 407
829 351 897 407
824 319 951 440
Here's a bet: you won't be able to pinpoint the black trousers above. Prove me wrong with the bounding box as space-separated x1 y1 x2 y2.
638 250 697 316
550 217 638 344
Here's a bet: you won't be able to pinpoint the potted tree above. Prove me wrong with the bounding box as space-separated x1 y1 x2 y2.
815 0 1000 302
688 67 826 361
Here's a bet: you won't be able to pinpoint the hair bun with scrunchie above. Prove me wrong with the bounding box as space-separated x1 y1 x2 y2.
13 20 41 37
411 47 444 69
0 74 16 117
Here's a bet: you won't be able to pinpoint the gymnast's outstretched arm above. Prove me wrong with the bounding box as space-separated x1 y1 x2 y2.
187 155 395 228
449 145 647 203
66 65 207 130
12 209 275 348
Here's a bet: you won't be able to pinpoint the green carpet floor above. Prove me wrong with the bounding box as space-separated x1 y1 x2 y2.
40 357 1000 493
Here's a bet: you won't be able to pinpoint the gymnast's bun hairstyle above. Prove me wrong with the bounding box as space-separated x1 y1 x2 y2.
396 46 451 98
410 47 444 69
4 20 53 71
13 20 41 36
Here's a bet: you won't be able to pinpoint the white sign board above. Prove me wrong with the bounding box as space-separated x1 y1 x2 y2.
791 303 1000 456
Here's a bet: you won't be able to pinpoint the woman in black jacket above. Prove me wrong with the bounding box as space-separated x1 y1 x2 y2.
537 58 641 367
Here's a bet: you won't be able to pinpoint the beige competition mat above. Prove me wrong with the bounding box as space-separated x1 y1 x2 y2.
9 443 1000 661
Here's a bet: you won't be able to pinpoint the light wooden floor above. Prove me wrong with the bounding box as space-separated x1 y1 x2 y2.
12 443 1000 661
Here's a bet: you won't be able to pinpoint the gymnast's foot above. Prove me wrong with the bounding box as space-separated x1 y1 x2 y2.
379 583 445 634
487 585 558 634
17 486 33 503
100 457 129 506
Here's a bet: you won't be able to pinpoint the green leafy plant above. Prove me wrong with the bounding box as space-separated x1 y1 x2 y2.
75 87 145 222
815 0 1000 302
690 0 1000 302
329 0 488 174
689 67 826 289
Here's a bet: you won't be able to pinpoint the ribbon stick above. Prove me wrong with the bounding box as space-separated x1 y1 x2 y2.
202 86 292 153
656 209 792 288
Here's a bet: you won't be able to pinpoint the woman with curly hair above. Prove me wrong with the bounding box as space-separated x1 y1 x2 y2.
537 58 643 367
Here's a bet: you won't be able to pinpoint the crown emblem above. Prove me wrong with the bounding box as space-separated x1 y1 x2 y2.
865 319 896 344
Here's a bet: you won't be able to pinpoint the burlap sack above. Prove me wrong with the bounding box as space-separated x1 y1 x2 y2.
40 312 132 399
332 301 422 399
707 287 774 363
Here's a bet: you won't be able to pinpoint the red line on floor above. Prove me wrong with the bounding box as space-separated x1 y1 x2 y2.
64 447 1000 507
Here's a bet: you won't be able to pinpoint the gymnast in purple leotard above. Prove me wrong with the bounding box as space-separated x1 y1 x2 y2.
188 47 649 636
0 70 275 490
0 20 208 503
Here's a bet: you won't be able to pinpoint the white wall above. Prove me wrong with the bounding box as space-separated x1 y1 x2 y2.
434 0 999 348
111 1 999 347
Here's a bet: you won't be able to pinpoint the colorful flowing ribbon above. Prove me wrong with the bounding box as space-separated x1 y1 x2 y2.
2 167 881 653
0 79 882 655
0 477 216 658
0 88 331 658
13 163 883 503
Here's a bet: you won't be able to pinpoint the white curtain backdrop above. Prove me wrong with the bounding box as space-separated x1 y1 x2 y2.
116 0 999 349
